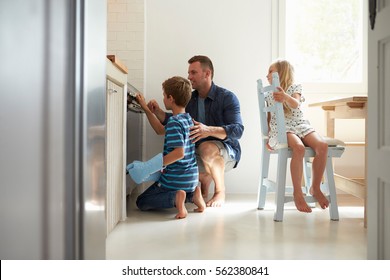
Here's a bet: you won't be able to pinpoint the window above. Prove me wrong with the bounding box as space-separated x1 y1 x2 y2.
274 0 367 93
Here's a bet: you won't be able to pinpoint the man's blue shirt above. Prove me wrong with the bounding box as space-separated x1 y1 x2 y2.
165 82 244 167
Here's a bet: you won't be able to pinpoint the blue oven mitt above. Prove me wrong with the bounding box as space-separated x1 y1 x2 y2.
126 153 164 184
141 171 161 183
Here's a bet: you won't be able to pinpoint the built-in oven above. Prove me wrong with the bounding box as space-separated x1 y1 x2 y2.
126 83 144 195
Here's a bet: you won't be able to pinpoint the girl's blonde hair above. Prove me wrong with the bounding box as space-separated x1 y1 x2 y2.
271 59 295 115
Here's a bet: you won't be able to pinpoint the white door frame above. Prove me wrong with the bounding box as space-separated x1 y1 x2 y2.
367 0 390 260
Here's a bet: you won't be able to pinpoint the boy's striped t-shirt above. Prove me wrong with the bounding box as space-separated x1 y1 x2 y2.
159 113 198 192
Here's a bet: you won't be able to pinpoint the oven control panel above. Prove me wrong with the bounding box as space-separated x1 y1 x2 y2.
127 83 144 113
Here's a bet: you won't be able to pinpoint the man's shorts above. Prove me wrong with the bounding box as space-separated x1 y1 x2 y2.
195 140 236 173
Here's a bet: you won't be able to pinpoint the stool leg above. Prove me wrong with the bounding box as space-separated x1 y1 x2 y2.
257 185 268 210
274 149 288 222
303 157 316 207
257 147 270 209
325 156 339 221
302 157 312 193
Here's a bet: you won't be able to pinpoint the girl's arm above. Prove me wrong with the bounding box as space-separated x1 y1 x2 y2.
273 87 300 109
288 93 302 109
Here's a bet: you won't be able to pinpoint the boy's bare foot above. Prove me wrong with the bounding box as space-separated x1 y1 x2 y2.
206 191 225 207
193 186 206 213
175 190 188 219
293 193 312 213
310 188 329 209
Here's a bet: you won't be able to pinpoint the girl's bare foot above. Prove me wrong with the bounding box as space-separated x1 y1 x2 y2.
293 193 312 213
193 186 206 213
310 188 329 209
175 190 188 219
206 191 225 207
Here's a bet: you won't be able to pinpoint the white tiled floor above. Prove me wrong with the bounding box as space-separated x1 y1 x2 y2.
106 193 366 260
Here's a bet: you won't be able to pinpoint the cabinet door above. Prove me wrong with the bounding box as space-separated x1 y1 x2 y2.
367 0 390 259
106 77 127 235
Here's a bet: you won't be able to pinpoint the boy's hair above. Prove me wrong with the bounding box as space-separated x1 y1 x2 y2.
162 76 192 107
188 55 214 80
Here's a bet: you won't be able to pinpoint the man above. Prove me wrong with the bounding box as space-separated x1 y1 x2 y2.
148 55 244 207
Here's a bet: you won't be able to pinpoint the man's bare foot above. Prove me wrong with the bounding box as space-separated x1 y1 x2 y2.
200 174 213 199
175 190 188 219
310 188 329 209
193 186 206 213
206 191 225 207
293 193 312 213
201 189 209 201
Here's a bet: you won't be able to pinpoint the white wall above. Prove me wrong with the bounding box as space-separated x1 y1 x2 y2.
144 0 272 193
107 0 145 90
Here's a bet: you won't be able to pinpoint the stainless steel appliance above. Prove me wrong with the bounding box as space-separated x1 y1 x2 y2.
0 0 107 259
126 83 144 195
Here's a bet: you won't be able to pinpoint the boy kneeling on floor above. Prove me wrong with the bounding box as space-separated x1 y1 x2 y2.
126 76 205 219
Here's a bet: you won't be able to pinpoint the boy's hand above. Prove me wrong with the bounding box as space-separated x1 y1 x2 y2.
126 153 164 184
135 93 148 110
147 99 166 123
147 99 160 114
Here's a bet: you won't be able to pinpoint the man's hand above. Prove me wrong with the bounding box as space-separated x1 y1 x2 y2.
190 120 211 143
190 119 228 142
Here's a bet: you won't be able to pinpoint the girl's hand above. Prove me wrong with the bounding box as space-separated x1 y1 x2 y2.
272 87 287 103
266 141 274 151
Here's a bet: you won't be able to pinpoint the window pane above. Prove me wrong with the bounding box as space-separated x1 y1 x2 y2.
284 0 363 84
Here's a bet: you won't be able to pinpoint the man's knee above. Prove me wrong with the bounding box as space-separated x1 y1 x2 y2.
196 140 236 173
198 142 220 161
199 172 213 183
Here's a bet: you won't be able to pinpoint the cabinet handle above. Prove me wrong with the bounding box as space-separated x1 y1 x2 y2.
369 0 376 30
